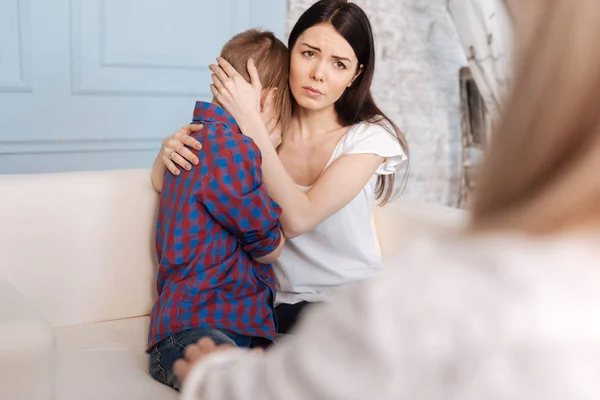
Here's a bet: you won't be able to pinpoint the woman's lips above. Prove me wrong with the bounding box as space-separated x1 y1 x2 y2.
302 86 324 97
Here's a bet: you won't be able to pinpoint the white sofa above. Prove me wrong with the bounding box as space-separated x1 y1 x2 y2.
0 169 467 400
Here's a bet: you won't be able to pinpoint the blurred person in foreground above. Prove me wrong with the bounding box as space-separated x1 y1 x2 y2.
174 0 600 399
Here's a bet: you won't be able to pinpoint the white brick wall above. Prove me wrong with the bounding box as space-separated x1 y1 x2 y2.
287 0 467 206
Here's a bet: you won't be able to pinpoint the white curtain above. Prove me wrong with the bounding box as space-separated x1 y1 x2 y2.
447 0 513 120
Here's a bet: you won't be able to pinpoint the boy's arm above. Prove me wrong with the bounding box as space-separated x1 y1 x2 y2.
198 139 283 263
252 233 285 264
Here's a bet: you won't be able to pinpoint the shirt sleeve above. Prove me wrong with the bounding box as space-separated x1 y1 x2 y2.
197 138 282 259
342 122 408 175
179 247 426 400
179 276 397 400
180 238 548 400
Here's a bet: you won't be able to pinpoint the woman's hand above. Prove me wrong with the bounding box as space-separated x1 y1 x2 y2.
151 124 204 192
160 124 204 175
209 57 270 143
150 119 280 193
173 337 263 384
173 338 234 384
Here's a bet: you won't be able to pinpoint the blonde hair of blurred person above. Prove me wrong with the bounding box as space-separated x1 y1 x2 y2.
472 0 600 234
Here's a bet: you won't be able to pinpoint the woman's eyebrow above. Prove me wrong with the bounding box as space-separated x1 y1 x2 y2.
301 43 352 63
301 43 321 52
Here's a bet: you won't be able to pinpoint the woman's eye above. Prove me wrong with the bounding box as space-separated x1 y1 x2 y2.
302 50 315 58
334 61 347 69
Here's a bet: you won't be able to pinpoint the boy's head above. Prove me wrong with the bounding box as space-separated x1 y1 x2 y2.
220 29 291 138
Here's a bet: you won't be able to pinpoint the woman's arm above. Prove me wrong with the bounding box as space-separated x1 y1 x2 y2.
259 138 383 238
150 125 203 193
210 58 384 238
150 118 280 193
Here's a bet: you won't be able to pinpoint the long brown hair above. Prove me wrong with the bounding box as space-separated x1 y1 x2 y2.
471 0 600 233
288 0 409 204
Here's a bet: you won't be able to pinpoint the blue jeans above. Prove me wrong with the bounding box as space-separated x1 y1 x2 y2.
149 328 253 390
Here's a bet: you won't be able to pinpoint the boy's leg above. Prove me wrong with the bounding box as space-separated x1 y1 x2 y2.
149 328 252 390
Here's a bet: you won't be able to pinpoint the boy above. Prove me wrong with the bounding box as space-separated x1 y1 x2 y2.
148 29 291 390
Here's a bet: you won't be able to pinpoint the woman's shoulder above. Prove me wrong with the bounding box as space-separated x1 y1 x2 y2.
342 120 394 142
391 232 600 273
335 121 407 175
377 233 600 377
385 232 600 316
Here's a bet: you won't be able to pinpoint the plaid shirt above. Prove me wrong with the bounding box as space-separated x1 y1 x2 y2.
148 101 282 349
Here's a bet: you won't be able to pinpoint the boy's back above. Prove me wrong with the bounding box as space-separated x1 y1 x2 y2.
148 28 291 391
149 101 282 350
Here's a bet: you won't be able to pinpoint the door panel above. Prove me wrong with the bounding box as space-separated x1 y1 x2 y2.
0 0 287 174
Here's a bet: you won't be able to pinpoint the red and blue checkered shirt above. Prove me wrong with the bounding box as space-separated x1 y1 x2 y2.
148 101 282 349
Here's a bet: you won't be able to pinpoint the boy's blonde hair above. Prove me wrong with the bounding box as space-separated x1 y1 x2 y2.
220 29 292 134
471 0 600 233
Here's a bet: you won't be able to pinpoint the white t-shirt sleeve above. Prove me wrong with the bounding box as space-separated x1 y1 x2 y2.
180 237 600 400
341 122 407 175
179 241 468 400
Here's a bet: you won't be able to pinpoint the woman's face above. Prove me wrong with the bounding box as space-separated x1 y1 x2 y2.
289 23 363 112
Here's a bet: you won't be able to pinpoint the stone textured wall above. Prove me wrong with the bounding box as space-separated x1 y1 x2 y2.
287 0 467 206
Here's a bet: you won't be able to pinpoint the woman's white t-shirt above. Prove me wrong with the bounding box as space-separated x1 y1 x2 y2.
274 121 407 305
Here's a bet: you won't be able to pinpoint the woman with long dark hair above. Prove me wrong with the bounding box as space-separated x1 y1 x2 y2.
152 0 408 334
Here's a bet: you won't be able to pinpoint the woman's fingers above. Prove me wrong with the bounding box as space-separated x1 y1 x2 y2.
179 123 203 135
210 84 220 101
173 359 191 383
210 63 232 89
171 142 199 165
173 338 236 385
247 58 262 92
163 139 196 168
161 154 181 176
196 337 217 354
211 73 226 93
171 152 193 171
184 342 205 363
216 57 240 79
174 128 203 151
159 124 204 176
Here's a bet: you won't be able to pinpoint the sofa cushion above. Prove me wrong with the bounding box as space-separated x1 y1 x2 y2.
0 169 159 328
0 280 55 400
55 316 177 400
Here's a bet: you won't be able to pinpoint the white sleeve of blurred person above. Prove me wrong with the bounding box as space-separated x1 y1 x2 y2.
178 242 449 400
178 236 600 400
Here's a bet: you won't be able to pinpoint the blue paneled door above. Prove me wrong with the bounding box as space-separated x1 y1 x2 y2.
0 0 287 174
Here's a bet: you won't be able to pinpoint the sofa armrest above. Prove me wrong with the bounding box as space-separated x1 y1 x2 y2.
0 279 55 400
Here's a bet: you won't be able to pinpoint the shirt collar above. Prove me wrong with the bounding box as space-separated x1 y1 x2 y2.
192 101 241 134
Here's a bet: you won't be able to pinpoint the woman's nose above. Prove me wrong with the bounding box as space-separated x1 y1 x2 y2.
310 62 326 82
